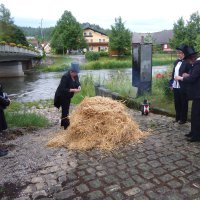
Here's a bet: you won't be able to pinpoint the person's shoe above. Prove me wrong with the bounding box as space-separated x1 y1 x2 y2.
179 121 186 124
0 150 8 157
187 137 200 142
185 132 193 137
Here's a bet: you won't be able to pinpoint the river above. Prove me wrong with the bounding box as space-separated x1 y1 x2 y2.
0 66 168 102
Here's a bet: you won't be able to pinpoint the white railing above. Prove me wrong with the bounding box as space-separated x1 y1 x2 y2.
0 44 39 56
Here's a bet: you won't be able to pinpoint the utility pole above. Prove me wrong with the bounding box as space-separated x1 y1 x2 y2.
40 18 43 41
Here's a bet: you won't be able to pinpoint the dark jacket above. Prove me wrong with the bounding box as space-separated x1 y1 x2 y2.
171 59 191 91
0 94 10 131
54 71 81 109
0 95 10 110
183 59 200 100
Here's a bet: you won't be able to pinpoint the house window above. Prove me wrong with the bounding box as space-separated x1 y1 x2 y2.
84 32 87 36
99 39 101 42
89 32 92 36
91 39 93 42
103 39 105 42
164 44 167 49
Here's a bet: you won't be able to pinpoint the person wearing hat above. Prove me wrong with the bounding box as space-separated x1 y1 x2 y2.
175 46 200 142
0 83 11 157
54 62 81 130
170 44 191 124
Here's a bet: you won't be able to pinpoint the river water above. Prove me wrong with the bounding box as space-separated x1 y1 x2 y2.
0 66 168 102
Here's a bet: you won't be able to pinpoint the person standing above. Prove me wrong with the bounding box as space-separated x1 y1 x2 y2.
0 83 11 157
54 62 81 130
170 44 191 124
175 46 200 142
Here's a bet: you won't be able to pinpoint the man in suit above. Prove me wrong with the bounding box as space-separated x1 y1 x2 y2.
170 44 191 124
175 46 200 142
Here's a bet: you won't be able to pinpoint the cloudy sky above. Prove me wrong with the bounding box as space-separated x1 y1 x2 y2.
1 0 200 33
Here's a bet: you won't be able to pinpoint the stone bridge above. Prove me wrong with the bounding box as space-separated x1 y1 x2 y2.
0 45 41 77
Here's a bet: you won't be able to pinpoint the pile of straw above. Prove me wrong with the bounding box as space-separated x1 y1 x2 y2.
48 96 146 151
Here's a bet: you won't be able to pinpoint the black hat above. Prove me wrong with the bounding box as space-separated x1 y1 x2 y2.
176 44 188 55
185 46 198 58
70 62 80 73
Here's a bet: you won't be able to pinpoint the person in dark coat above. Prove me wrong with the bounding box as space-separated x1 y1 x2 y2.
175 46 200 142
170 44 191 124
54 62 81 130
0 83 11 157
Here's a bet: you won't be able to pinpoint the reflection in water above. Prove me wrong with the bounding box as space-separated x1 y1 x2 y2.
0 66 167 102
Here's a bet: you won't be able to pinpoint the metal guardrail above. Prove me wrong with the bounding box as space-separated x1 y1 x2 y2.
0 45 40 57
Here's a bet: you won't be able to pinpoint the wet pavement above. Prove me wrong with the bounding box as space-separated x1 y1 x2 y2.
0 107 200 200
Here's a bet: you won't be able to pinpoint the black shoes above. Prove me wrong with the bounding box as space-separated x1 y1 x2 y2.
179 121 187 125
0 149 8 157
185 132 193 137
187 137 200 142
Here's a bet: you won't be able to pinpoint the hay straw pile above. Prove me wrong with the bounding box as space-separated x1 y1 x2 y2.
48 96 146 151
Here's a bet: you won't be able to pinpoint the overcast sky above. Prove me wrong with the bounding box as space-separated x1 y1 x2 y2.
1 0 200 33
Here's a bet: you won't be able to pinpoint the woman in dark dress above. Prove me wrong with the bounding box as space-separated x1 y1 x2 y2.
54 62 81 129
170 44 191 124
175 46 200 142
0 83 11 157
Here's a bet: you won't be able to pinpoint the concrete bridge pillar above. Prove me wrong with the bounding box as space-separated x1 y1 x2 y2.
0 61 24 77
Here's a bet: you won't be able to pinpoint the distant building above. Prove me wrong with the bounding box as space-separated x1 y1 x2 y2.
83 27 109 52
132 30 173 52
26 36 39 48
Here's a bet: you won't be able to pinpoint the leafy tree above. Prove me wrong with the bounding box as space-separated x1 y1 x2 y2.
170 11 200 49
185 12 200 46
0 4 28 45
169 17 186 49
195 34 200 53
51 10 87 54
109 17 132 55
0 3 13 24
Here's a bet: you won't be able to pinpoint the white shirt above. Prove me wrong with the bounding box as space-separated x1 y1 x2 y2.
172 61 182 88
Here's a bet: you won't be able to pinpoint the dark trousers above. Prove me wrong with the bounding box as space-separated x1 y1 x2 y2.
61 98 71 129
173 88 188 122
191 99 200 139
0 110 7 132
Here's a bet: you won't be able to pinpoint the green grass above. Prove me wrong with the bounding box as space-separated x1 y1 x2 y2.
82 53 176 70
152 53 176 66
37 55 71 72
71 73 96 104
5 112 49 128
36 53 177 72
5 99 53 128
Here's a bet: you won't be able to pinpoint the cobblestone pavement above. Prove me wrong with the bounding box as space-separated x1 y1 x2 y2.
1 108 200 200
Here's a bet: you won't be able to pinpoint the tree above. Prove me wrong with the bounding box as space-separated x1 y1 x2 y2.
169 17 187 49
195 34 200 53
170 11 200 49
0 4 28 45
109 17 132 55
51 10 87 54
0 3 13 24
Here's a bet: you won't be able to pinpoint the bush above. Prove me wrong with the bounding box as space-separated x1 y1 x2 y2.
153 71 173 100
85 51 100 61
0 41 7 45
9 43 16 47
99 51 109 57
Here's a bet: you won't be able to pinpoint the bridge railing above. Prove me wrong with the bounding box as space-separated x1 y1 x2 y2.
0 44 40 57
